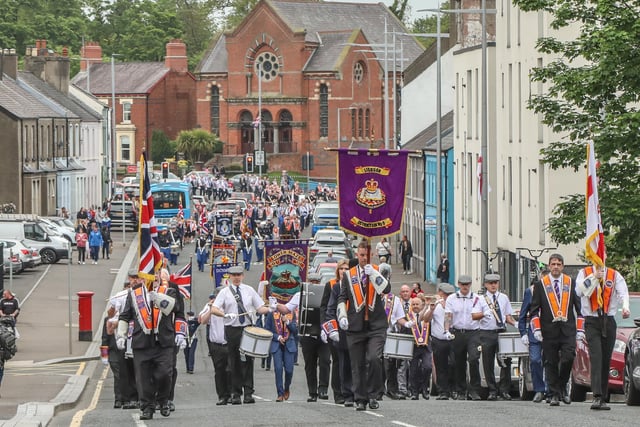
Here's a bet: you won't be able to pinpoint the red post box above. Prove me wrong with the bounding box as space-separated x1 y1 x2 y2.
77 291 95 341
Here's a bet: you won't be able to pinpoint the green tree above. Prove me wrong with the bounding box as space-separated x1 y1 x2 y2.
150 129 176 163
513 0 640 286
175 128 221 163
389 0 410 23
409 2 450 49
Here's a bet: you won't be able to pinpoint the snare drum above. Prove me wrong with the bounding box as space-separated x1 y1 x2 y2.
497 332 528 357
383 332 415 360
299 282 324 337
240 326 272 358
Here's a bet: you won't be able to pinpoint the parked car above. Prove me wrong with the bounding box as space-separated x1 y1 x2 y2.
311 201 339 236
309 229 354 262
108 200 139 231
570 293 640 401
0 238 41 269
311 250 351 270
0 220 69 264
624 317 640 405
40 217 76 246
2 246 23 274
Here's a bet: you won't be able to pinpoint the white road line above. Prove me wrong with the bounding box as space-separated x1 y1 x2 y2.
69 364 109 427
391 421 419 427
364 410 384 418
254 395 271 402
20 264 51 305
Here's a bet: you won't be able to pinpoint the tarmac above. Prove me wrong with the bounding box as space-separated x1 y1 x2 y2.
0 237 427 427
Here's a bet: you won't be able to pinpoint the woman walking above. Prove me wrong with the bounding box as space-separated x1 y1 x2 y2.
88 223 104 264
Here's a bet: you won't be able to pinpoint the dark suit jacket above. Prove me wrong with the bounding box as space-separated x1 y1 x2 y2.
264 311 298 353
338 265 391 333
530 274 581 339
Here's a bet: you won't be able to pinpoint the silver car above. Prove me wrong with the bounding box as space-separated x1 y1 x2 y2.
1 238 42 269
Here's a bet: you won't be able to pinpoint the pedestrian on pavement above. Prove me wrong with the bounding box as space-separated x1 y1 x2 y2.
399 235 413 274
375 237 392 263
198 290 231 405
436 253 450 283
410 282 424 299
444 274 489 400
88 223 103 264
428 283 456 400
530 253 583 407
75 227 88 264
208 265 272 405
264 303 298 402
101 226 112 259
478 273 516 401
0 289 20 328
337 241 391 411
575 263 630 410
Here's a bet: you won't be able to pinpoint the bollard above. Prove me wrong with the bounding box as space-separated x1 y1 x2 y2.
77 291 95 341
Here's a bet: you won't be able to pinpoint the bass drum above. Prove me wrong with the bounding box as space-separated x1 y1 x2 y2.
298 282 325 337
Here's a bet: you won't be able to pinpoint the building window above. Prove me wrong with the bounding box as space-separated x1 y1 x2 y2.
319 84 328 137
351 109 356 138
260 110 274 148
123 102 131 122
365 109 371 138
255 52 280 81
279 110 292 144
210 86 220 136
358 109 363 138
120 135 130 161
354 61 365 83
240 110 255 153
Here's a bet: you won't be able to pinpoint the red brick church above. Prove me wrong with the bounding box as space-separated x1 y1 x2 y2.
195 0 423 176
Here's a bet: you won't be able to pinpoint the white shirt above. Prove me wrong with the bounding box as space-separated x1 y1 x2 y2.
575 267 629 317
444 291 483 330
199 303 227 344
478 291 513 330
389 296 406 332
284 291 300 313
213 283 264 327
376 241 390 256
430 302 447 339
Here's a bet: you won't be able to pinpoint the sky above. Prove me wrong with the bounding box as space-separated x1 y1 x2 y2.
325 0 439 24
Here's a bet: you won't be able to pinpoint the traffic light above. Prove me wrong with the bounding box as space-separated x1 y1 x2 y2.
161 162 169 179
245 154 254 173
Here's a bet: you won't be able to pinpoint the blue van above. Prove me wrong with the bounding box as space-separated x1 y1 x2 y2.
311 202 339 236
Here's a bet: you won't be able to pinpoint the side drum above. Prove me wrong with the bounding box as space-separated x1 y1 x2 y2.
240 326 272 358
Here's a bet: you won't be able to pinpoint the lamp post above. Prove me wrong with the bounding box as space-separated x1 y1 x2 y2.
337 107 356 148
110 53 123 199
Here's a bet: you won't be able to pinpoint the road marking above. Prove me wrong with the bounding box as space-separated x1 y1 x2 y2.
392 421 418 427
20 264 51 305
69 364 109 427
75 362 85 375
364 410 384 417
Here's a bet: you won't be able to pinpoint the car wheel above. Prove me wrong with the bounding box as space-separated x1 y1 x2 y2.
625 356 640 405
519 360 534 400
40 248 58 264
568 372 587 402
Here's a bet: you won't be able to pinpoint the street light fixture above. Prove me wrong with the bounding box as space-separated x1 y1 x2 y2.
110 53 123 199
337 107 356 148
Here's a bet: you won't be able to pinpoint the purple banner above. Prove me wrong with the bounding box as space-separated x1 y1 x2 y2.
264 239 309 304
338 149 409 237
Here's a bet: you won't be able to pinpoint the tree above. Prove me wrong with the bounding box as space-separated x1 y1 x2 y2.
150 129 176 163
409 2 450 49
513 0 640 286
175 128 221 163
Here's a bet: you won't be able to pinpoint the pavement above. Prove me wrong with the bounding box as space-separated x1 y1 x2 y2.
0 235 426 427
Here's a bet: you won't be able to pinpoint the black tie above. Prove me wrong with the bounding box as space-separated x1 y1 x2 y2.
404 301 409 313
233 286 247 324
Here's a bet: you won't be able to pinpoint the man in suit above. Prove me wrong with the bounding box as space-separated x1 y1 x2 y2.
530 253 584 406
337 241 391 411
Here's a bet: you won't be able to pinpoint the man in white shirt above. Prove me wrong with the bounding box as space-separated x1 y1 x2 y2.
429 282 456 400
199 290 231 406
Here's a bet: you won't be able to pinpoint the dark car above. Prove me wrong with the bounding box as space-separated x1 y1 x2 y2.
308 229 354 262
625 317 640 405
108 201 138 231
569 294 640 401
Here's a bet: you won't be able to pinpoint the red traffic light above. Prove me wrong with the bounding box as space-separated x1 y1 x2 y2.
161 162 169 179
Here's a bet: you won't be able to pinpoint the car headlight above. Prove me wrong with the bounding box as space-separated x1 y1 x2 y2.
613 339 626 354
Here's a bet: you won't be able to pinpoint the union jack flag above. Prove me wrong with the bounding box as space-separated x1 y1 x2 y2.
252 114 261 128
200 207 209 234
170 261 192 299
138 152 163 281
177 202 184 219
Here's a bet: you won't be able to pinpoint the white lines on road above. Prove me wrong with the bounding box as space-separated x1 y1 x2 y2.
364 410 384 418
254 394 271 402
20 264 51 305
391 421 419 427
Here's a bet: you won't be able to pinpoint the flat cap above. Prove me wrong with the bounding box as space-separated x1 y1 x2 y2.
438 283 456 294
228 265 244 274
458 274 472 284
484 273 500 282
127 269 139 277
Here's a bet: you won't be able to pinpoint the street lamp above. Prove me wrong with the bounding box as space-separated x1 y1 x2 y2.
110 53 123 199
337 107 356 148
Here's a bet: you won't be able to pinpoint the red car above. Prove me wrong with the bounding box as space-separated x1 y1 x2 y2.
569 294 640 401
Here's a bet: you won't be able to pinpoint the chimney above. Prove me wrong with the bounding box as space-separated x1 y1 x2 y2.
80 41 103 71
1 49 18 80
165 39 188 73
24 38 70 94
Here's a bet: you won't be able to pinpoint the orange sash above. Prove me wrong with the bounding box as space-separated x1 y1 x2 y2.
347 266 376 313
541 274 571 321
133 284 167 334
584 266 616 313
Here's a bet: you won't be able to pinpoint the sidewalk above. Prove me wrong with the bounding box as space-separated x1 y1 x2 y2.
0 238 138 426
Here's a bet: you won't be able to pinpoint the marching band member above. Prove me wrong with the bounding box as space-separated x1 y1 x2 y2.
264 302 298 402
530 254 583 406
429 283 456 400
405 296 433 400
395 284 413 399
382 286 405 400
575 263 630 410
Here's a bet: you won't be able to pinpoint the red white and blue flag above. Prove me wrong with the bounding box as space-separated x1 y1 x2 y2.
177 202 184 219
200 207 209 234
138 152 163 281
170 261 192 299
585 141 605 267
252 114 261 128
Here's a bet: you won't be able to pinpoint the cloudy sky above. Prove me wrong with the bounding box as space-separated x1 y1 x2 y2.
326 0 440 24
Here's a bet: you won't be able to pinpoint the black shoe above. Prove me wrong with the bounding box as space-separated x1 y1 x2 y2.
550 396 560 406
397 391 407 400
591 397 611 410
168 400 175 411
562 394 571 405
436 393 450 400
470 392 482 401
421 391 430 400
368 399 379 410
546 395 552 404
140 410 153 420
160 405 171 417
355 401 366 411
344 400 354 407
231 395 242 405
154 402 161 410
113 400 122 409
318 391 329 400
385 391 399 400
243 395 255 404
487 393 498 401
451 392 459 400
532 392 544 403
410 393 419 400
335 397 346 404
307 395 317 402
187 370 194 374
216 397 229 406
500 392 512 401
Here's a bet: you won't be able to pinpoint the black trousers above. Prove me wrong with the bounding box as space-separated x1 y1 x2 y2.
346 328 386 403
431 337 454 395
300 336 330 397
116 348 138 402
451 330 481 394
384 357 400 394
479 330 511 394
409 345 433 394
585 316 617 399
541 333 576 398
132 344 174 412
225 326 254 397
329 343 343 400
208 341 231 400
335 345 354 400
108 350 122 401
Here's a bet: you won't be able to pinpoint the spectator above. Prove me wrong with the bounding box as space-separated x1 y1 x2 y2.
101 226 112 259
436 253 450 283
410 282 424 299
76 227 88 264
0 289 20 327
375 237 392 262
400 235 413 275
88 223 104 265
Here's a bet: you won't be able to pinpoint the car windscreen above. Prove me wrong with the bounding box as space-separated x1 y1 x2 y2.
315 205 338 216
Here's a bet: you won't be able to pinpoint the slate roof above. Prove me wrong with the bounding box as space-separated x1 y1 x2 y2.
18 72 101 121
0 75 61 119
403 110 454 152
305 30 354 72
71 62 169 95
198 0 424 74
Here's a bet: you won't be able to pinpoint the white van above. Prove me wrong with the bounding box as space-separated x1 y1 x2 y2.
0 220 69 264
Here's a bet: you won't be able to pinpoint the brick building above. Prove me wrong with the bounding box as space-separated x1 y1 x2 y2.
72 40 196 166
195 0 423 177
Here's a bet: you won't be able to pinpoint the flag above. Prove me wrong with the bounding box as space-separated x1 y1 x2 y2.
200 207 209 234
138 153 163 281
170 261 192 299
477 156 483 201
252 114 261 128
585 141 605 267
177 202 184 219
